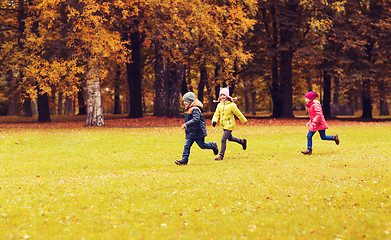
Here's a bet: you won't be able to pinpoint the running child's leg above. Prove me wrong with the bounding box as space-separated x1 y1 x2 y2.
195 138 213 149
319 130 339 145
228 132 247 149
195 138 219 155
182 138 195 160
218 130 232 158
307 130 316 150
301 130 316 155
318 130 334 141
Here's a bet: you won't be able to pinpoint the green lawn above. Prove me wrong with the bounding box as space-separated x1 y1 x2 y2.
0 124 390 239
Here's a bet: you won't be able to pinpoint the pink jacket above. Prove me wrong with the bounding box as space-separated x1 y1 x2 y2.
306 100 328 132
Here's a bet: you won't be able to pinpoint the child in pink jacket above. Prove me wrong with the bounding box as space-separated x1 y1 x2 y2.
301 91 339 155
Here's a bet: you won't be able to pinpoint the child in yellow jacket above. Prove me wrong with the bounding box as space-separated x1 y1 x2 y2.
212 87 247 160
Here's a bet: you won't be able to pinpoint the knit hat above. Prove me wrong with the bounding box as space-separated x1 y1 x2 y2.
213 87 237 102
183 92 196 103
305 91 319 101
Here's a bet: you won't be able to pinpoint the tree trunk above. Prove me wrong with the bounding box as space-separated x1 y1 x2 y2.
114 86 121 114
77 86 86 115
205 81 214 112
153 40 184 117
114 64 121 114
279 49 294 118
354 90 359 112
68 96 74 115
153 40 169 117
271 59 281 117
361 42 373 119
278 0 298 118
214 64 222 100
379 81 389 116
6 70 18 116
18 0 33 117
379 97 390 116
270 4 282 118
23 96 33 117
197 62 207 103
244 82 250 114
58 92 63 115
333 77 340 104
125 31 143 118
361 78 372 118
186 62 193 92
379 98 389 116
323 70 331 118
251 88 257 115
181 65 189 96
37 91 51 122
65 95 71 115
85 66 104 127
168 61 184 117
7 99 17 116
50 88 56 115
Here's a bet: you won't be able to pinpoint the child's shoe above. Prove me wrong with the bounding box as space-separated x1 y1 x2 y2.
212 142 219 155
333 135 339 145
242 139 247 150
215 156 224 161
175 159 188 165
301 149 312 155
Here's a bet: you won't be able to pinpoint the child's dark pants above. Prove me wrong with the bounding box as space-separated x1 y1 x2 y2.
182 138 214 160
219 130 242 158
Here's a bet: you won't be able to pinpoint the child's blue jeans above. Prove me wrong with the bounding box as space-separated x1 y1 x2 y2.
182 138 214 160
307 130 334 150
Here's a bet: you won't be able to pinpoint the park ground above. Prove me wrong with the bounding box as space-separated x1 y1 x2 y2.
0 115 390 239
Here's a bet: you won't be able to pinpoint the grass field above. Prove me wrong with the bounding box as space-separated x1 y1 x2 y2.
0 124 390 239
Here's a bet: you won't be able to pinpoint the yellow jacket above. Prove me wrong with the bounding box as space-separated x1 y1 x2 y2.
212 101 247 131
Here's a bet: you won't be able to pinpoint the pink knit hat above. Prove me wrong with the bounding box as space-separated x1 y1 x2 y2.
305 91 319 101
214 87 237 102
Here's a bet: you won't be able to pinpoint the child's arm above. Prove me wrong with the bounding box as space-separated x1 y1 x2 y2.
313 103 323 122
184 107 201 128
312 103 324 125
232 103 247 124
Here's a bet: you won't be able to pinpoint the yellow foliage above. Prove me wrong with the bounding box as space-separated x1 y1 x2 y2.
1 0 256 102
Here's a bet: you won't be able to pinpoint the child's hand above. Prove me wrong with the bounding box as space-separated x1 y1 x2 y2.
212 122 217 127
181 124 187 129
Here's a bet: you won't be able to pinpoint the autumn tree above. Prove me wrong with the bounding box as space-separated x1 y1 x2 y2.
297 0 347 118
334 0 391 119
146 0 256 117
247 0 304 118
97 0 146 118
0 0 34 116
1 0 127 124
70 0 125 126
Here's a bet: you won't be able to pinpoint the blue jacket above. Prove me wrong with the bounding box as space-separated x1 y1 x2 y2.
184 99 207 139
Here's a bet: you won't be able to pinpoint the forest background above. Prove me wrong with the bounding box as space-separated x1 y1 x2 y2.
1 0 391 126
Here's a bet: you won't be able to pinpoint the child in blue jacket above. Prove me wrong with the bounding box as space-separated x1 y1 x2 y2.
175 92 219 165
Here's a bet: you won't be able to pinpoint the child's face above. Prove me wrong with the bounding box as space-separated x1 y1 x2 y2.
184 101 191 108
220 94 228 102
305 98 311 104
